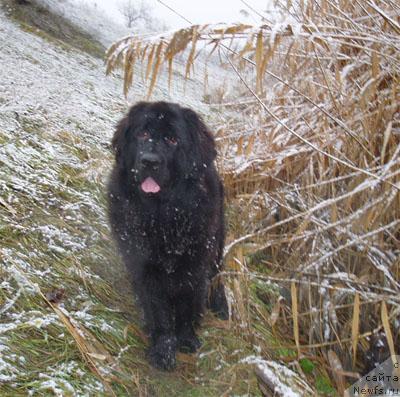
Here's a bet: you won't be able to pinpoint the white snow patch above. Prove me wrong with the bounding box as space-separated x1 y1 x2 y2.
240 356 309 397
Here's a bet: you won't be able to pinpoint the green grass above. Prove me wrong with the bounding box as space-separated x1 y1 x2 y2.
315 376 337 396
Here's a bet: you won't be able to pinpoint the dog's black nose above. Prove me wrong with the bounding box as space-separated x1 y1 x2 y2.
141 153 161 168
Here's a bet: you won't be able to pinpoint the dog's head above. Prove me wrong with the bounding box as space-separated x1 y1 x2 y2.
111 101 216 196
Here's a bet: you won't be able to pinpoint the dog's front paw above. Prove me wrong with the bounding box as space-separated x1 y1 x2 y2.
177 329 202 353
148 335 177 371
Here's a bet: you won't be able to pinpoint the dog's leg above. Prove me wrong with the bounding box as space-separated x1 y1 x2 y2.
139 280 177 371
175 295 202 353
208 280 229 320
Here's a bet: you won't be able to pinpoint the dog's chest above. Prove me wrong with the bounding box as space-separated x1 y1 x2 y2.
126 201 207 272
151 207 198 254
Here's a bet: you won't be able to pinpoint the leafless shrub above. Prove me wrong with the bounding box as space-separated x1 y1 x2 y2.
118 0 153 29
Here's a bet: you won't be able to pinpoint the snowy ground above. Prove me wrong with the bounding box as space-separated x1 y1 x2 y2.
32 0 130 47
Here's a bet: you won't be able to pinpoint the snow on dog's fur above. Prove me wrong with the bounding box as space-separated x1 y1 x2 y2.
107 101 228 370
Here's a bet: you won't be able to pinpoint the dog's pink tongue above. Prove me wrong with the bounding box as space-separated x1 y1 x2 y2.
141 177 160 193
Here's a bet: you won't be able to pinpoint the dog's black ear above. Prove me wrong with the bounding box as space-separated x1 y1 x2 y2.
182 108 217 179
111 115 130 166
112 102 148 167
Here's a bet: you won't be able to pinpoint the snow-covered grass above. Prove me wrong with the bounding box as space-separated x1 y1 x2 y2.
0 10 136 394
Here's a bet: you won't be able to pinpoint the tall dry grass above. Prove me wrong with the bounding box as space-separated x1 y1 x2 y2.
106 0 400 391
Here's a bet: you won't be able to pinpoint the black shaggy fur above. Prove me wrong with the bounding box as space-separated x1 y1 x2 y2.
107 101 228 370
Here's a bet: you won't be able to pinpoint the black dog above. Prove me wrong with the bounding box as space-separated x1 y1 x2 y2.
107 101 228 370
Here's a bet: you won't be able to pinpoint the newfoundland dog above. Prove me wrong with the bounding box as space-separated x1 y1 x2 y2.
107 101 228 370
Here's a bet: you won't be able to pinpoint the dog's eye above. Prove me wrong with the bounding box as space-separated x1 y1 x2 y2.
164 136 177 145
138 131 150 140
